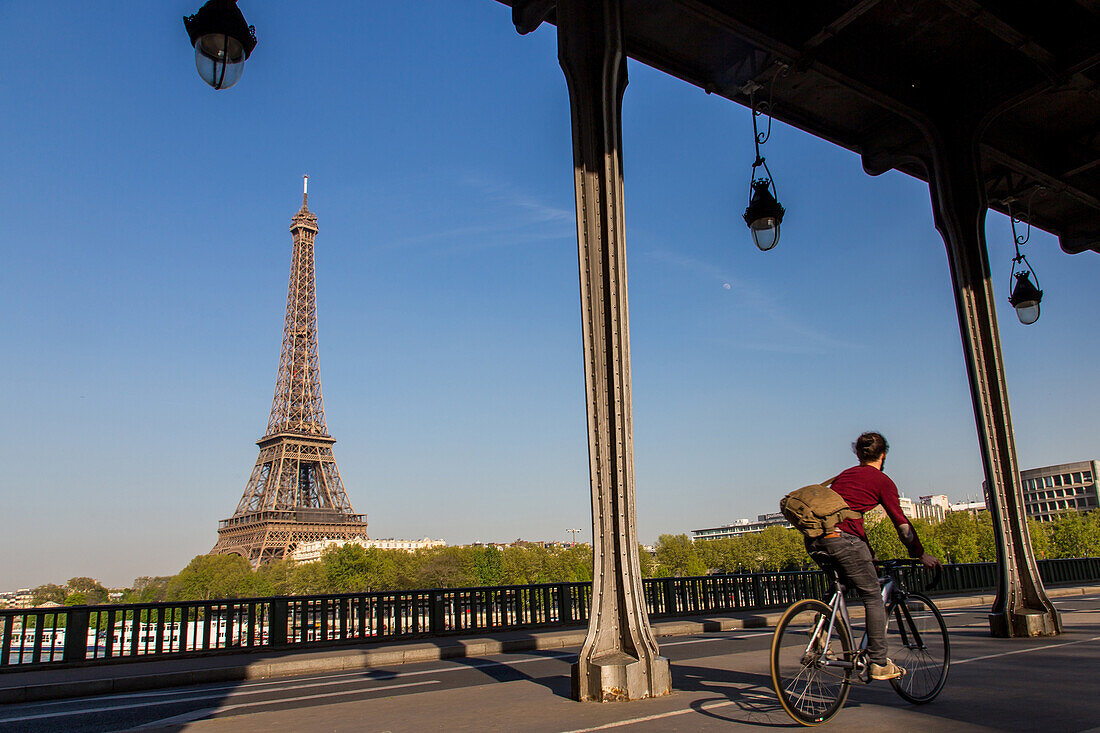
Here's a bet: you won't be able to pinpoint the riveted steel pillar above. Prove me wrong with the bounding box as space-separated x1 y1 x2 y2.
556 0 671 702
924 119 1061 638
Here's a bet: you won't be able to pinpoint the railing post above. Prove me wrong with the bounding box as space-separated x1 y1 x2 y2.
658 578 672 615
63 607 90 663
558 584 573 624
1 614 12 666
429 590 445 635
376 592 387 637
752 573 765 609
269 598 287 647
247 602 256 648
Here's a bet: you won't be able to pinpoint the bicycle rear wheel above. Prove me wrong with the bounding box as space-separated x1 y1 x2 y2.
771 599 854 726
888 592 950 703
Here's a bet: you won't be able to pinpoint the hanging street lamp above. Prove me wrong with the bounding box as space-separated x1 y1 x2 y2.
744 179 785 251
741 79 785 251
1008 270 1043 325
183 0 257 90
1005 194 1044 325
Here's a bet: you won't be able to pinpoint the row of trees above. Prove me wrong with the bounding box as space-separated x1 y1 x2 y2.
28 511 1100 604
654 510 1100 577
159 543 596 601
31 577 111 606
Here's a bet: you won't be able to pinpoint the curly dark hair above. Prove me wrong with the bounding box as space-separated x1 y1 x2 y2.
853 432 889 464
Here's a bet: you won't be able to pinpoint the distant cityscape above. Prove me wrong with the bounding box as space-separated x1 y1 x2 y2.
692 459 1098 542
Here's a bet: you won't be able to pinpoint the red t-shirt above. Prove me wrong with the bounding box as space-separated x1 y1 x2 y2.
831 465 924 557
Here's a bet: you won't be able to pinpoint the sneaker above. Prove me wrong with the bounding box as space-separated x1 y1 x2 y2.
869 658 906 680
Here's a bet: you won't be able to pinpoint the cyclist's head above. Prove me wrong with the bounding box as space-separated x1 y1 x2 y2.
853 431 889 464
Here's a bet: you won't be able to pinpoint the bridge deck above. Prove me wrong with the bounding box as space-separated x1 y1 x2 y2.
2 587 1098 731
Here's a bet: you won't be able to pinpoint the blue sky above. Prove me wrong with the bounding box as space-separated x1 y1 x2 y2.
1 2 1096 589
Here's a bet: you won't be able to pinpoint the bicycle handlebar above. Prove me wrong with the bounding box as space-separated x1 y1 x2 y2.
874 558 942 591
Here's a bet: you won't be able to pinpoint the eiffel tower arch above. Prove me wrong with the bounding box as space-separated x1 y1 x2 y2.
212 177 369 566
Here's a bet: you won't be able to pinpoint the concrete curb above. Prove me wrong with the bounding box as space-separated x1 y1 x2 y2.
2 583 1097 704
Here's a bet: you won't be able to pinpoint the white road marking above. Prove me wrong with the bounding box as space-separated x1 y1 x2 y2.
0 680 440 723
954 635 1100 665
122 679 446 730
123 707 222 730
559 699 738 732
660 631 772 647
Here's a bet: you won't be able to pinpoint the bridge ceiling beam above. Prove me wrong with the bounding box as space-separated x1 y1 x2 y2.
504 0 1100 255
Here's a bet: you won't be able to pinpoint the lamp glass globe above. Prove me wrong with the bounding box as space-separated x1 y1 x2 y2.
749 218 780 251
1015 301 1040 325
194 33 246 89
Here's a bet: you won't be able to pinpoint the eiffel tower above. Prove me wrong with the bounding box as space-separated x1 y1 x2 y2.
212 177 368 565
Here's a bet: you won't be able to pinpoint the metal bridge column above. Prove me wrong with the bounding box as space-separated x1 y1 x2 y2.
516 0 672 701
924 117 1061 638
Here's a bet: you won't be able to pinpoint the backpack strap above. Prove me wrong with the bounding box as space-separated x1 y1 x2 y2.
821 475 840 487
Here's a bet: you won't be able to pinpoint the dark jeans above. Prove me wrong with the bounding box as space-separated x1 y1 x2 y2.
807 532 887 665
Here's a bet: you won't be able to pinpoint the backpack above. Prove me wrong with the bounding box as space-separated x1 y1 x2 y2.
780 477 862 539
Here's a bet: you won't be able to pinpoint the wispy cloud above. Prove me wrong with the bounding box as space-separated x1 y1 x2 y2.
374 175 573 254
642 247 858 354
466 175 573 225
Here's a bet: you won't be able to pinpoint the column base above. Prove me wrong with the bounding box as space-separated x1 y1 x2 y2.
571 651 671 702
989 608 1061 638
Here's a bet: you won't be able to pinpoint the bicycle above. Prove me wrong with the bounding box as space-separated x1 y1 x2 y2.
769 558 950 726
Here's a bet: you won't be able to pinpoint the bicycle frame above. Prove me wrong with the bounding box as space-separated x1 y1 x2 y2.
806 570 908 680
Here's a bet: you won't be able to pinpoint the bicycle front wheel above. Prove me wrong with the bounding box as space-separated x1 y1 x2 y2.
888 592 950 704
771 599 854 726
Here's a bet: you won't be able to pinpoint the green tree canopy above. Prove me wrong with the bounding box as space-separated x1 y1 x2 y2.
123 576 171 604
654 534 706 577
32 583 66 605
1026 518 1052 560
253 559 293 597
166 554 254 601
67 577 108 605
1049 512 1100 558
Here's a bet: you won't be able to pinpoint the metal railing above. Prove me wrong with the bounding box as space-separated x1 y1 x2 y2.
2 557 1097 671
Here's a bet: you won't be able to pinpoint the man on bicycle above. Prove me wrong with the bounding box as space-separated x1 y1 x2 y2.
809 432 942 680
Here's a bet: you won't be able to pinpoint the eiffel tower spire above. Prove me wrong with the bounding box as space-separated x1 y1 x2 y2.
212 178 368 565
267 175 327 438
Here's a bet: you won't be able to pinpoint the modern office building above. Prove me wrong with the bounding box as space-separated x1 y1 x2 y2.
949 499 987 515
692 513 791 541
1017 460 1099 522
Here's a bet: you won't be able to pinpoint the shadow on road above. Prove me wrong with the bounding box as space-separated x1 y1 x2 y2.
672 662 800 728
438 646 575 699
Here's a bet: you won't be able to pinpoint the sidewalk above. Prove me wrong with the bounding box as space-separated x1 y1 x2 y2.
2 584 1096 705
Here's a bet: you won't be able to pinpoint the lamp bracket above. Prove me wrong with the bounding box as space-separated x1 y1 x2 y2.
1005 188 1046 296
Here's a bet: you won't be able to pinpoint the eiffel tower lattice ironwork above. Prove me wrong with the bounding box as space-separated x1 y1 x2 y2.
212 177 368 565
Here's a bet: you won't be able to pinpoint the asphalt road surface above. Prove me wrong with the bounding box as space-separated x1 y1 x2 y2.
2 594 1098 732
